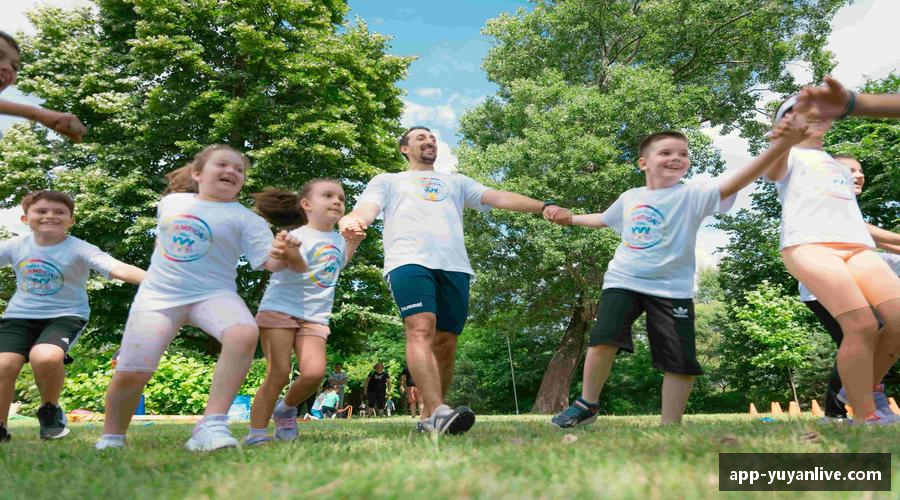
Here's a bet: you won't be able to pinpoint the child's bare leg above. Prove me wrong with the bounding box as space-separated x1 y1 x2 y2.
835 306 879 418
661 372 694 425
205 324 258 415
102 371 154 434
283 336 326 407
872 298 900 383
0 353 25 425
29 344 66 405
249 328 295 429
580 344 618 404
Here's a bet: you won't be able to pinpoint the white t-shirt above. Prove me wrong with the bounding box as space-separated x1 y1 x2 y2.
355 170 491 276
133 193 273 310
258 226 347 325
799 252 900 302
0 234 120 320
773 148 875 250
601 181 735 299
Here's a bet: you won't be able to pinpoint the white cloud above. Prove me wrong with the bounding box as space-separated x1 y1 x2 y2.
413 87 444 99
2 0 92 34
402 100 457 129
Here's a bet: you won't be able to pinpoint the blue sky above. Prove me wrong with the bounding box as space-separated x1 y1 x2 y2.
347 0 531 171
3 0 899 264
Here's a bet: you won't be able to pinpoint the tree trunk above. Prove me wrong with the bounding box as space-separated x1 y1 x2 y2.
788 366 799 405
531 297 598 414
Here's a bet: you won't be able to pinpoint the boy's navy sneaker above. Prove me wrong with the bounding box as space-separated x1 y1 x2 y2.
0 423 10 442
36 403 69 440
551 398 599 428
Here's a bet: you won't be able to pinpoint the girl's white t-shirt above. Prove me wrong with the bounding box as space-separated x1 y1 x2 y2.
0 234 120 319
133 193 273 310
355 170 491 276
258 226 347 325
774 148 875 250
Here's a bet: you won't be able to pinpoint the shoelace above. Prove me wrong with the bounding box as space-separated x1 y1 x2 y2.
564 402 595 418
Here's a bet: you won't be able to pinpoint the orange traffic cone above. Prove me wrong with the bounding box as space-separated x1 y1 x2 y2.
889 397 900 416
749 403 758 416
771 402 783 415
788 401 802 417
811 400 824 417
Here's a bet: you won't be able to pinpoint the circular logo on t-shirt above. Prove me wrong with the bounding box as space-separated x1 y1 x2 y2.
812 160 853 200
17 259 64 296
307 242 343 288
413 177 448 202
159 214 213 262
623 204 666 250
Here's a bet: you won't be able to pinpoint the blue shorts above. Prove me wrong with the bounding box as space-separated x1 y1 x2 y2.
386 264 471 334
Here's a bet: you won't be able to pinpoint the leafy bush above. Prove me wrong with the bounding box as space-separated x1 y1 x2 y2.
12 345 269 415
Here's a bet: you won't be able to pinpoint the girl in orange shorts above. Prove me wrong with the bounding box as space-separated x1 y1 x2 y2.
767 96 900 424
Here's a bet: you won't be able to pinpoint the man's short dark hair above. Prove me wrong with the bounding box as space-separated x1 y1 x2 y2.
638 131 689 158
0 31 20 55
399 126 431 160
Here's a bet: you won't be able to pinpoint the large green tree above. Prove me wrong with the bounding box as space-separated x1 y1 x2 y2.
0 0 410 354
458 0 847 412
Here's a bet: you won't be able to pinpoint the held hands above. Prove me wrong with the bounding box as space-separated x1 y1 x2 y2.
543 204 573 225
338 214 368 242
38 109 87 143
768 113 809 145
795 76 851 120
269 230 303 264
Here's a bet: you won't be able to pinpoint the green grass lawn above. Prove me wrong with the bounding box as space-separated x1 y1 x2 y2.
1 414 897 499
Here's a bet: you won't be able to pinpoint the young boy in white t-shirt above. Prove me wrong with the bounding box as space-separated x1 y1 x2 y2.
551 120 808 428
0 190 145 442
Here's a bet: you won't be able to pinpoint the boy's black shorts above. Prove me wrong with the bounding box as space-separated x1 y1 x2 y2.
0 316 87 365
589 288 702 375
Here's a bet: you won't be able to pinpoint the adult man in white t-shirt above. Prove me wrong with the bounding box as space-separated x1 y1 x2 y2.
339 126 570 434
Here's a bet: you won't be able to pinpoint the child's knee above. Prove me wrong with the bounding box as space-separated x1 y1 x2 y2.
837 309 879 337
222 324 259 351
112 370 153 390
590 344 619 358
28 344 66 367
0 355 25 378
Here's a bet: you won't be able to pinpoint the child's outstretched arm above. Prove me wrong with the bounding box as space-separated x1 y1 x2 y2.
718 115 808 198
342 229 365 265
569 213 608 228
264 231 307 272
867 224 900 252
0 100 87 143
480 190 572 223
109 264 146 285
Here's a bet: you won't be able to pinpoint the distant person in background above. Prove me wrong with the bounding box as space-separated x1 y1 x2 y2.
320 383 339 418
327 363 348 409
363 362 390 417
0 31 87 143
400 365 423 419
